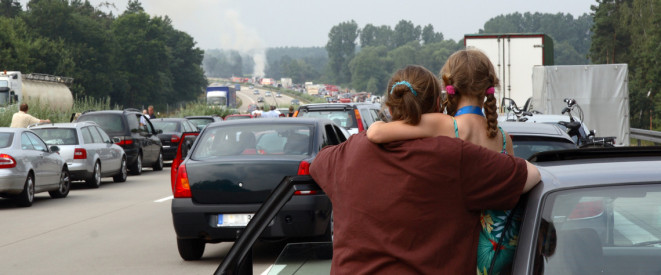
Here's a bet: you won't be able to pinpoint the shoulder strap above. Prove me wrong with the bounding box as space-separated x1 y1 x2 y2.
453 117 459 138
498 126 506 153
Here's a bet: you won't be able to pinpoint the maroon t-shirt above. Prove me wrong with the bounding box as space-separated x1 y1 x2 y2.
310 132 528 274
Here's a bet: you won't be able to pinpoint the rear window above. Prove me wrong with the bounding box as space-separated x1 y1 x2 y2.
31 128 79 145
192 124 312 159
187 118 214 129
152 121 180 133
0 132 13 148
511 137 577 160
78 114 126 136
296 109 357 129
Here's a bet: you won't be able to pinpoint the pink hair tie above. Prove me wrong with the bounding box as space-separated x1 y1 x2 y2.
445 85 455 95
486 87 495 95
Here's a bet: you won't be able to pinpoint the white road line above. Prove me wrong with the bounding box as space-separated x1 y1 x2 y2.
154 196 173 203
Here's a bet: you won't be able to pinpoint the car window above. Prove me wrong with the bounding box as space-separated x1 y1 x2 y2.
333 125 347 142
127 114 141 134
78 114 126 136
0 132 13 148
297 110 356 128
535 184 661 274
88 126 104 143
26 132 48 152
181 121 191 132
192 124 312 158
152 121 180 132
187 118 213 130
31 128 78 145
96 126 112 143
81 127 94 144
324 124 340 145
21 133 34 150
511 137 577 159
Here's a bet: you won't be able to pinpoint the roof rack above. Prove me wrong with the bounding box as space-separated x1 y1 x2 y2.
530 146 661 163
123 108 142 113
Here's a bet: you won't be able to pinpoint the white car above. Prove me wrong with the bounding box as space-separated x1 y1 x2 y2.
31 122 128 188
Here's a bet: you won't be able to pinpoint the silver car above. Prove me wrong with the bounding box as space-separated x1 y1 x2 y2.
30 122 127 188
0 128 71 207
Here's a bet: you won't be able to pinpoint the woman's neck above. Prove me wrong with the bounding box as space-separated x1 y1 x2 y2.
457 96 483 108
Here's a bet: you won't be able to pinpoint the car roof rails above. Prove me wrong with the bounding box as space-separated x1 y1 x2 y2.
124 108 142 113
530 146 661 163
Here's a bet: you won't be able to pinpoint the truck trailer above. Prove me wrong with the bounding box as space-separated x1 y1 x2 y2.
206 84 237 108
0 71 74 111
464 33 554 109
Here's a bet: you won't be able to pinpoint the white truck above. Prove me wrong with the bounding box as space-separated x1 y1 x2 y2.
531 64 630 146
464 33 554 108
0 71 74 111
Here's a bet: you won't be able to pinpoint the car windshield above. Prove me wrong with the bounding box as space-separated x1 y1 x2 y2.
296 110 356 128
77 114 125 136
0 132 13 148
192 124 312 159
511 137 577 159
31 128 78 145
535 184 661 274
152 121 180 132
187 118 214 129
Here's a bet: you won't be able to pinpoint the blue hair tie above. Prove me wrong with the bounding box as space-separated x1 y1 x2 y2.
390 81 418 96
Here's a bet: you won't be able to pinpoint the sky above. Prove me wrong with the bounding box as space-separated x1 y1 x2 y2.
20 0 597 51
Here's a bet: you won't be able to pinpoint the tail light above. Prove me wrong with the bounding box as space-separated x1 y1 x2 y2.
0 154 16 168
173 164 192 198
115 138 133 146
294 161 317 195
354 109 364 132
171 135 180 143
73 148 87 159
568 200 604 220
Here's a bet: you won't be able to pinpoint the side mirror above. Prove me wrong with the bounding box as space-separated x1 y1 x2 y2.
49 145 60 153
112 137 121 144
156 129 163 134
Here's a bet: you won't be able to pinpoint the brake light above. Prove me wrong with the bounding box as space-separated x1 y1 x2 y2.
73 148 87 159
171 135 180 143
0 154 16 168
297 160 310 175
354 109 364 132
294 190 318 195
568 200 604 220
115 138 133 146
173 164 191 198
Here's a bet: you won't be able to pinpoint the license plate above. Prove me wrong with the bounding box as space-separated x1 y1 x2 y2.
218 213 254 227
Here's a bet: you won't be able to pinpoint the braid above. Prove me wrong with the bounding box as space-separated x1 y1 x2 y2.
484 93 499 138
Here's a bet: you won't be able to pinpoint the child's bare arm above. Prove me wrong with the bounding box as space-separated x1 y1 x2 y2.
366 113 451 143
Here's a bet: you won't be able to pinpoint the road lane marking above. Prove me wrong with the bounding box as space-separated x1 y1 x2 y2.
154 196 173 203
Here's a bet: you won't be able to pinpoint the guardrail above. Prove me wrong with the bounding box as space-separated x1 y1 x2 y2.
630 128 661 145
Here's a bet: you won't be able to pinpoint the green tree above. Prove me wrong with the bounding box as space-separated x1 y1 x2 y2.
0 0 21 18
326 20 359 85
348 46 391 94
421 24 443 44
393 20 421 48
389 42 420 70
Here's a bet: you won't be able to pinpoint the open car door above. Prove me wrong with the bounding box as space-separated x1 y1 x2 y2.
170 131 199 191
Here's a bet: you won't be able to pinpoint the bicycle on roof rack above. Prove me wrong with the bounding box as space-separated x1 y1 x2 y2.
558 98 615 148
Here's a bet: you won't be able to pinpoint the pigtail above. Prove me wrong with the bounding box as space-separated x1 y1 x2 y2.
387 80 422 125
484 93 499 138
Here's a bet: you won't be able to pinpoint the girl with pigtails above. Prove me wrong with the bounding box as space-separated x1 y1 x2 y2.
367 49 520 275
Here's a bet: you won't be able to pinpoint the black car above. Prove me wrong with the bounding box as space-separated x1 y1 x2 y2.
76 109 164 175
185 115 223 131
150 118 199 161
294 102 386 136
170 118 347 261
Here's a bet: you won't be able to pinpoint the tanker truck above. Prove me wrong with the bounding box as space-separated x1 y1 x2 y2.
0 71 74 111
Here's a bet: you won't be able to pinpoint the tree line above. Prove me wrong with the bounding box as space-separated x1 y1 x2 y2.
0 0 206 109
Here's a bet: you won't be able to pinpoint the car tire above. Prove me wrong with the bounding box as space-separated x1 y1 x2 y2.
113 157 128 182
86 162 102 188
49 168 71 199
15 174 35 207
321 210 334 242
152 151 163 171
177 238 205 261
130 153 142 175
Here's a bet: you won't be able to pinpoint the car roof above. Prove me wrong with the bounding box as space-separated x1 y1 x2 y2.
29 121 99 129
298 102 379 110
205 117 329 128
499 121 573 140
151 118 186 121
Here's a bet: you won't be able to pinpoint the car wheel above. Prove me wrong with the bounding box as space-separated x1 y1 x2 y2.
130 153 142 175
86 162 102 188
321 210 334 242
49 168 71 199
177 238 205 261
113 157 128 182
152 151 163 171
14 174 35 207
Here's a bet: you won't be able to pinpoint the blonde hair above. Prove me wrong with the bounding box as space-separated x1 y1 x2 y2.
441 49 500 138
